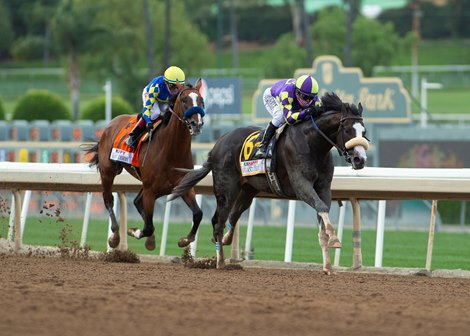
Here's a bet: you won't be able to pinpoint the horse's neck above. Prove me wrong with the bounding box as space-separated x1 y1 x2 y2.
158 113 191 152
308 113 341 149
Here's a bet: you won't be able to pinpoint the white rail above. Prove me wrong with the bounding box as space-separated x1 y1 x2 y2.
2 162 470 270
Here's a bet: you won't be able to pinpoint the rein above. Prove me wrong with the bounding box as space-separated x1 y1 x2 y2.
309 112 365 163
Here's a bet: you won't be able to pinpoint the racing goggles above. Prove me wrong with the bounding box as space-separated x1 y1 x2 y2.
296 90 315 107
167 82 178 91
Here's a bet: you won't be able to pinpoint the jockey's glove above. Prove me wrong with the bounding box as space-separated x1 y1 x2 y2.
146 122 153 132
307 105 323 115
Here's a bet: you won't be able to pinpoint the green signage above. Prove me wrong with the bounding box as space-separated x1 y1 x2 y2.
252 55 411 123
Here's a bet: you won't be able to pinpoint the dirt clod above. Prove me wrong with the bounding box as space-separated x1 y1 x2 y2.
98 249 140 263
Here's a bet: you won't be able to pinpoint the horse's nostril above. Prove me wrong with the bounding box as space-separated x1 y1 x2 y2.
352 156 365 170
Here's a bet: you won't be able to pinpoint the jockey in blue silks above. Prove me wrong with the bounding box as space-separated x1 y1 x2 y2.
253 75 322 159
126 65 186 148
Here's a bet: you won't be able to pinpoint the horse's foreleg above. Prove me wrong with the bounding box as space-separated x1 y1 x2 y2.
317 212 340 275
133 190 145 219
127 190 144 238
318 228 333 275
318 212 341 248
177 189 203 248
127 189 156 250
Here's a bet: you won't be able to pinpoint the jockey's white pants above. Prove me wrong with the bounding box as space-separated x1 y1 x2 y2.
263 87 284 128
142 86 168 121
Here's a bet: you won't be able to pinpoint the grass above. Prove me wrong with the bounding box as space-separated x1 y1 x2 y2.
2 216 469 271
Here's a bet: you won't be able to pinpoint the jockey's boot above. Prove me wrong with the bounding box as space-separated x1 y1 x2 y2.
253 122 277 159
126 117 146 149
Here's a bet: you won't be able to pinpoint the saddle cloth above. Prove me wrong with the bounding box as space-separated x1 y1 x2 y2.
239 124 286 177
110 116 161 168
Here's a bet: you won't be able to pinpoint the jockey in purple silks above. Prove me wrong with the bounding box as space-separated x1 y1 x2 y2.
253 75 322 159
126 66 185 148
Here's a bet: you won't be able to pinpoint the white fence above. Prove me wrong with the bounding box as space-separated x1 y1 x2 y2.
2 162 470 270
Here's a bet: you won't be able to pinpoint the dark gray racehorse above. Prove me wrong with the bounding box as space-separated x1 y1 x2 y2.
170 92 369 274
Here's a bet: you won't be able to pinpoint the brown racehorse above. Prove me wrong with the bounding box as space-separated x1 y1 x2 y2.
83 80 205 251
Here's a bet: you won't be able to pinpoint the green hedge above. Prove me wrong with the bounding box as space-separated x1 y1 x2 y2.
80 96 134 122
13 89 70 121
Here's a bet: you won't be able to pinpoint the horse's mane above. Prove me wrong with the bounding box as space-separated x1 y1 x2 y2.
320 92 360 116
162 83 196 125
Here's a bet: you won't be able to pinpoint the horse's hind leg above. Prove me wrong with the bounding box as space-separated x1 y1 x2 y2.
223 187 257 246
177 188 203 248
101 170 121 249
212 186 241 269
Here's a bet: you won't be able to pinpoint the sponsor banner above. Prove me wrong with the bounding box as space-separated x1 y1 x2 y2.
190 77 241 115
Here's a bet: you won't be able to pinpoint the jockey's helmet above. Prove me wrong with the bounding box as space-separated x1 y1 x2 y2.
164 66 185 85
295 75 319 108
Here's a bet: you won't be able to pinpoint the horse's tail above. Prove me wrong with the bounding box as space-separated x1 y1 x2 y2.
169 161 212 201
79 141 100 169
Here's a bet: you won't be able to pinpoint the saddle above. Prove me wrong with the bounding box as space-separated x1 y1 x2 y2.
239 124 287 196
110 116 162 167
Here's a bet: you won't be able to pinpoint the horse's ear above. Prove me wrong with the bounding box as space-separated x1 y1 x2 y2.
195 78 203 93
358 102 363 115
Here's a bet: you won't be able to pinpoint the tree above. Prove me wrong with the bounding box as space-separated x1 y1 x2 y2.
311 6 346 59
79 0 213 110
343 0 361 66
352 17 402 76
8 0 59 64
265 33 307 78
51 0 109 120
0 0 14 58
311 6 405 76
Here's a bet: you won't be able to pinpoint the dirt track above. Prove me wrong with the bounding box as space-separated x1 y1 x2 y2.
1 250 470 336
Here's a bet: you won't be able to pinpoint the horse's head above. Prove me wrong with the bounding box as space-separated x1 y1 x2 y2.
319 92 369 170
336 102 369 170
172 79 205 136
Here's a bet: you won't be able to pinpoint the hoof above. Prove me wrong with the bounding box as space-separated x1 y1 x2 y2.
323 267 333 275
127 227 142 239
108 233 120 249
229 258 244 263
222 234 233 246
216 260 226 270
145 234 156 251
328 237 342 248
177 237 192 248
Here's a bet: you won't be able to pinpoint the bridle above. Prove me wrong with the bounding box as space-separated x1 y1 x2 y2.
167 87 205 134
309 110 368 163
